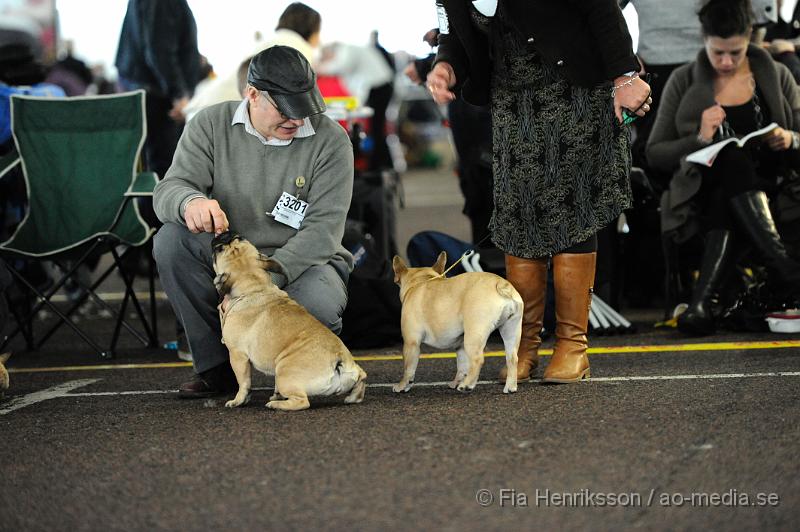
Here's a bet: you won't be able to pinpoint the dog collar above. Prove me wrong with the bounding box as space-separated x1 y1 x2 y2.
399 254 468 303
218 294 248 344
400 275 445 304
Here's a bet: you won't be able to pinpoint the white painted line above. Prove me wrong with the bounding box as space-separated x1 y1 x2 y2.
0 379 101 415
49 371 800 399
369 371 800 387
587 371 800 382
2 372 797 413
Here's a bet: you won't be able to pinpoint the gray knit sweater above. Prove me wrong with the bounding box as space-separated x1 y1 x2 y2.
153 101 354 284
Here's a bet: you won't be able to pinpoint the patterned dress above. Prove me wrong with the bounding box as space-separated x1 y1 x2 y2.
481 10 633 258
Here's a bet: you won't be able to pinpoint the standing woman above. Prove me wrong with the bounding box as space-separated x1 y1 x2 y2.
427 1 651 383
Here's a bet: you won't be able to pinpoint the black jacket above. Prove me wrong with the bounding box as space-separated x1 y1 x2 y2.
435 0 639 105
114 0 201 100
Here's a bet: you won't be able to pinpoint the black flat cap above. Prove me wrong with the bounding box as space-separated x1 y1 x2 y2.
247 45 325 119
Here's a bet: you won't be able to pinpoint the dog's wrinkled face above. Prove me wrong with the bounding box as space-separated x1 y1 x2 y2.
212 231 242 259
212 232 281 298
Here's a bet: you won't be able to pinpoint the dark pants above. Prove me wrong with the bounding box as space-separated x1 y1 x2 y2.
118 81 184 228
448 98 494 245
366 82 394 171
698 145 768 231
634 62 685 187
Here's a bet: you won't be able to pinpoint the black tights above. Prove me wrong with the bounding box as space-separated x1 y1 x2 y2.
561 233 597 254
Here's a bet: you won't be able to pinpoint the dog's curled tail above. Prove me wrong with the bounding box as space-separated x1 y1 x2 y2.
496 279 524 317
496 279 520 301
341 359 367 404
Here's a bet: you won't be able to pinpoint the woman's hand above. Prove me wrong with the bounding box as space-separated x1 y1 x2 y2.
612 74 651 123
764 39 796 56
426 62 457 104
765 127 793 151
699 104 726 142
404 62 422 85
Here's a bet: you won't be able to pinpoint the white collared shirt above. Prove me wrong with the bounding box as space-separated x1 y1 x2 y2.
231 99 315 146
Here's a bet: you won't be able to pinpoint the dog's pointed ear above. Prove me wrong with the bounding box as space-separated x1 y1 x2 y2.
213 272 232 298
0 352 10 364
392 255 407 283
432 251 447 274
258 254 283 273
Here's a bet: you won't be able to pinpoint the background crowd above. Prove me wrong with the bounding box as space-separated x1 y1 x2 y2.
1 0 799 351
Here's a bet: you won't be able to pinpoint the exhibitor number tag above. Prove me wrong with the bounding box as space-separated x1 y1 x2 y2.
270 191 308 230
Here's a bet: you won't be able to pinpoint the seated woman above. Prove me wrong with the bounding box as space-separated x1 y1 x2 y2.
647 0 800 335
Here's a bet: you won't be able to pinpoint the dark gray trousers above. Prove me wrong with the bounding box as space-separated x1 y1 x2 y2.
153 223 348 373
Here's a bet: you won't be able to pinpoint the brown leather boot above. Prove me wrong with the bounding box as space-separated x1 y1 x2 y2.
498 254 548 382
543 252 596 383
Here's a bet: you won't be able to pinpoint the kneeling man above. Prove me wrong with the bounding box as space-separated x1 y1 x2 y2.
153 46 354 397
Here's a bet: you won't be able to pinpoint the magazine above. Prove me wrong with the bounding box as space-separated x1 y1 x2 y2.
686 122 779 167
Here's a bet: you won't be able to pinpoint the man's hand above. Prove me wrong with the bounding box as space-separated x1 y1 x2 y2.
612 74 652 124
184 197 229 235
426 62 456 104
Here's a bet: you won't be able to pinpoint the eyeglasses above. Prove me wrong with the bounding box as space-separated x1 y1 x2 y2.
622 73 653 126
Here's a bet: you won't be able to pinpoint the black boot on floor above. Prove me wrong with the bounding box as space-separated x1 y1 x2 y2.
729 191 800 290
678 230 735 336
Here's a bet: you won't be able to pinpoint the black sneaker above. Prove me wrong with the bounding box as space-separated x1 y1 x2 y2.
178 363 237 399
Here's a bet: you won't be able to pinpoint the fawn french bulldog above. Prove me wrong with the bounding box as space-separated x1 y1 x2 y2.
392 252 522 394
212 232 367 411
0 352 11 399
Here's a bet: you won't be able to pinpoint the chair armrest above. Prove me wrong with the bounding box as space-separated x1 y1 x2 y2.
125 171 158 197
0 146 20 181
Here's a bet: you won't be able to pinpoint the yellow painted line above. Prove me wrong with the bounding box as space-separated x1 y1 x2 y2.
7 340 799 373
353 340 800 362
11 362 192 374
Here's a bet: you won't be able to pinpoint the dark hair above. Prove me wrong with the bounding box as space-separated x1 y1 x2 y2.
276 3 321 42
698 0 754 38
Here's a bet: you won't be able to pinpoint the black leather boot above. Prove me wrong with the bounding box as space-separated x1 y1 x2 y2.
677 230 735 336
729 191 800 289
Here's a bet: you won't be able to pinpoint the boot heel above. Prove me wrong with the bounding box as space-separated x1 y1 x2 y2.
542 364 590 383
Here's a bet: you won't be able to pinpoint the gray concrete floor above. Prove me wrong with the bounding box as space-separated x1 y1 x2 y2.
2 166 799 531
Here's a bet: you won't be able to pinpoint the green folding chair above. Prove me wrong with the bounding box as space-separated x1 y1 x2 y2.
0 90 159 358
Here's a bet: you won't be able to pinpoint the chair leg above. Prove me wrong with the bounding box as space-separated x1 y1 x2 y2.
148 250 158 347
1 280 34 351
109 285 130 355
39 249 152 349
5 262 109 357
34 257 144 353
111 247 157 346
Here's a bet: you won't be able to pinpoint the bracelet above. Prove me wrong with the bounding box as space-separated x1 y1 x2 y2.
611 72 639 97
792 131 800 150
